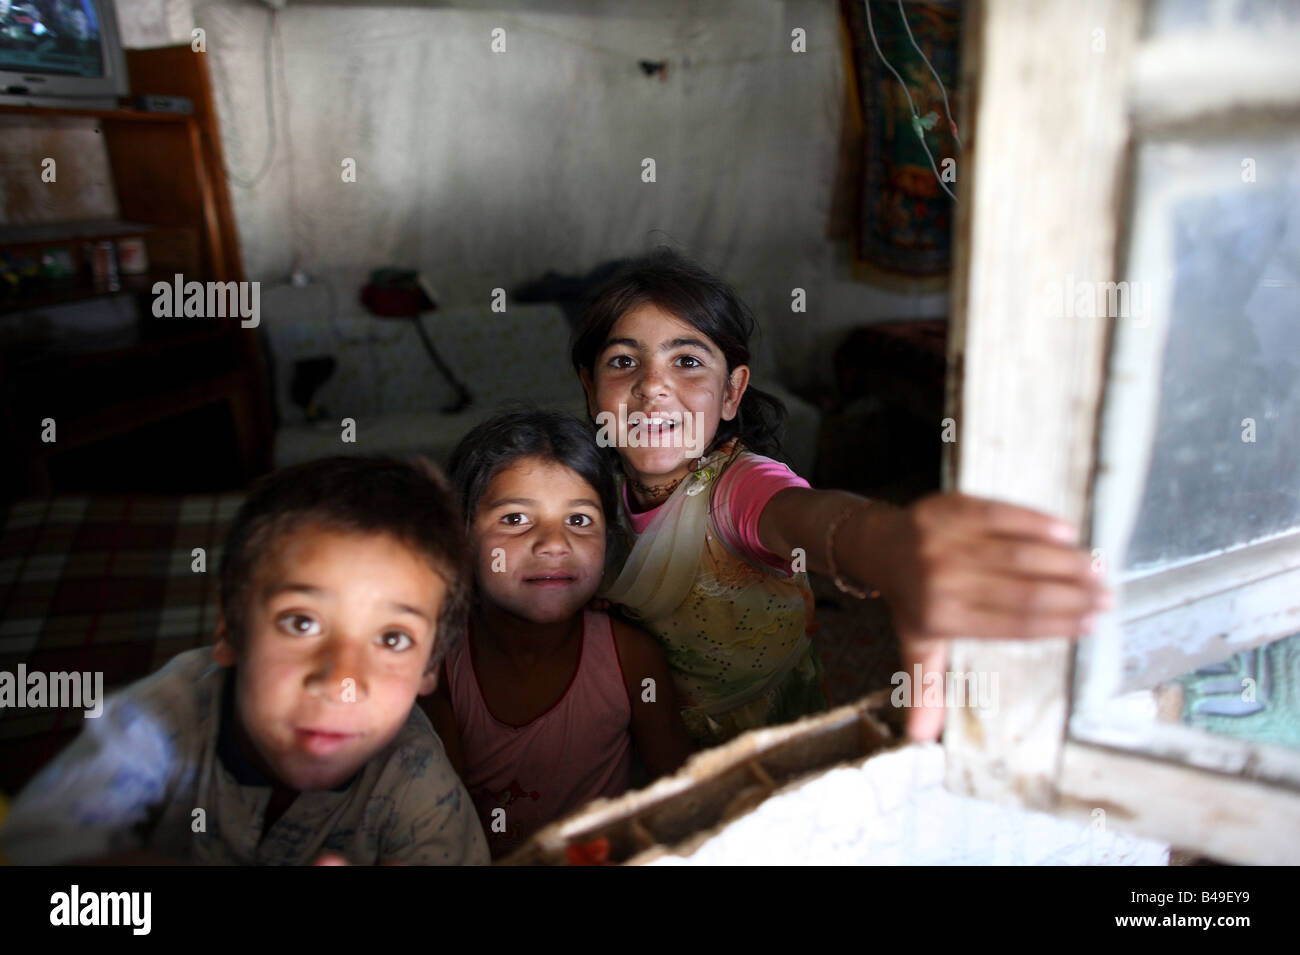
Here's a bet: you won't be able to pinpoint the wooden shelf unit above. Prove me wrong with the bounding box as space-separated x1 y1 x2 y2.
0 45 271 497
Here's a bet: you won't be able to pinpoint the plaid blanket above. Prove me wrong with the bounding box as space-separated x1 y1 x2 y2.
0 494 243 796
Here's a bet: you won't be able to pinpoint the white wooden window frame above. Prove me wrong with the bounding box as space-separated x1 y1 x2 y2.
941 0 1300 865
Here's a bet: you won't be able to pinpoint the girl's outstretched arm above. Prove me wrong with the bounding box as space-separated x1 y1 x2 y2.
758 488 1112 741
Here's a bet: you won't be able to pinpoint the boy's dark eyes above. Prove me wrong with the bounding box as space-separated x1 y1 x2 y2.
568 514 595 527
501 512 528 526
278 613 321 636
275 614 415 651
676 355 703 369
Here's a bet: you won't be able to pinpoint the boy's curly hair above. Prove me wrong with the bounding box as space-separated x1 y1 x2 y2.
218 455 470 672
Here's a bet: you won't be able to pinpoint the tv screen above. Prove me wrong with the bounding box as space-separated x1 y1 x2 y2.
0 0 106 78
0 0 126 107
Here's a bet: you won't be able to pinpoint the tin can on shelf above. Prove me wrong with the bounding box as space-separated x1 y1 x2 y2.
90 240 120 291
115 237 149 276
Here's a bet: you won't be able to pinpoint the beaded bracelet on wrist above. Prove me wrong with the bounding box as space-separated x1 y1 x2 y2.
825 502 881 599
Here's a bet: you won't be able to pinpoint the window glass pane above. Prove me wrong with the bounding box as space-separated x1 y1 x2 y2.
1123 133 1300 571
1155 630 1300 751
1147 0 1300 36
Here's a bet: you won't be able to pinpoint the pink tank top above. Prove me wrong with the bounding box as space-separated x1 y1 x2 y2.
444 609 633 858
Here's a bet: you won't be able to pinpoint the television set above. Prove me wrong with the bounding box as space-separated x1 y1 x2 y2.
0 0 129 109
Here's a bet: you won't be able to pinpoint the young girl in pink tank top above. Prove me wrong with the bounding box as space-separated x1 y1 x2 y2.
422 407 690 859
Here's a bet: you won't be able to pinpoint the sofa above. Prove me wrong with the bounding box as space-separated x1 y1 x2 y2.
259 279 820 479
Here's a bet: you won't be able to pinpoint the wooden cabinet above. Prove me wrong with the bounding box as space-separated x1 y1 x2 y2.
0 45 270 497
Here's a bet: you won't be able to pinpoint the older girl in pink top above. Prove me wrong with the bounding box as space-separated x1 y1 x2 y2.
423 408 690 858
571 249 1113 747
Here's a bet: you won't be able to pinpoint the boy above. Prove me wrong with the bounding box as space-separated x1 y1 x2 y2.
0 456 489 865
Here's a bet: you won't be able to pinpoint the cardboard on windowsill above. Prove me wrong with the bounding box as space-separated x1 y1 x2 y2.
499 688 906 866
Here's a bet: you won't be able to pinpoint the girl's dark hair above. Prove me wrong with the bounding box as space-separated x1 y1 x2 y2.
218 455 470 672
447 404 620 558
569 247 788 461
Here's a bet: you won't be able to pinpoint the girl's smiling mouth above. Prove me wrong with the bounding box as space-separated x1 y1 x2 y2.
632 409 682 432
592 405 708 458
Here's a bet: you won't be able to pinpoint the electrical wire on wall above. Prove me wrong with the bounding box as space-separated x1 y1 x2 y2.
894 0 961 151
863 0 961 204
270 8 309 284
217 8 312 281
221 8 277 191
212 6 352 365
